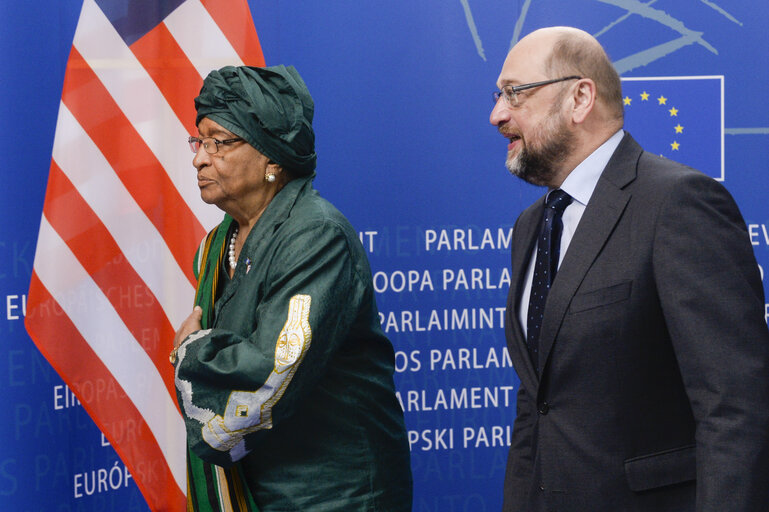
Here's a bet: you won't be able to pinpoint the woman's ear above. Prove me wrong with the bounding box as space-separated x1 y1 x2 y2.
264 161 285 184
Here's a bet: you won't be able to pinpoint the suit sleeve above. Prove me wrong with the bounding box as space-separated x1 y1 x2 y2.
174 220 367 467
653 172 769 510
503 213 537 511
503 380 535 510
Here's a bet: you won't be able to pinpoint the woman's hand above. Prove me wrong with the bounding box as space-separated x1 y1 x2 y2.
170 306 203 364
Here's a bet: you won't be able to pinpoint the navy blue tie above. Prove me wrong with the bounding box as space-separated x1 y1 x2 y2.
526 189 572 373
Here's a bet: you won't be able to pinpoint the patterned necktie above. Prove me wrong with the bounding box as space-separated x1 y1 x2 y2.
526 189 572 373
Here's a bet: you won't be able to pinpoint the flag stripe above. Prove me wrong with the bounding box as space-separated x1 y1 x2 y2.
201 0 265 66
73 0 223 231
165 0 246 78
32 217 186 485
27 0 267 509
131 22 203 137
26 273 186 511
62 47 202 286
51 103 194 330
43 161 179 402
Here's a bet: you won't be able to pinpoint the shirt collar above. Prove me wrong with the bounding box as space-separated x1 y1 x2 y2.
557 129 624 206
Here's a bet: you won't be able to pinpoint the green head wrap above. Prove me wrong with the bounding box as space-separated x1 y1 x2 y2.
195 65 317 175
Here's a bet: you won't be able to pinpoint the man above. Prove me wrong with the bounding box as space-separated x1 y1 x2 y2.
490 26 769 511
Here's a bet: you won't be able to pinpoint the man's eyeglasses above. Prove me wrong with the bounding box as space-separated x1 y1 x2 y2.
188 136 244 154
493 76 581 108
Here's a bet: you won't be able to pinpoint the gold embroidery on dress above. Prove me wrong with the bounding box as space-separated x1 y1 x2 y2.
275 294 312 373
199 294 314 455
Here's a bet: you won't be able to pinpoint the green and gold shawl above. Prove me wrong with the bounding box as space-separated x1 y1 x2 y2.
185 214 259 512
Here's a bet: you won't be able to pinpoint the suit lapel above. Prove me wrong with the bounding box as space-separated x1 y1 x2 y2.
537 134 642 374
507 199 544 385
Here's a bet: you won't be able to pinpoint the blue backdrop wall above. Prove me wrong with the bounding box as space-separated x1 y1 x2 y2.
2 1 768 510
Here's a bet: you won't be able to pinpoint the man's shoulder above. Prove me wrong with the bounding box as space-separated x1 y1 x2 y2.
605 131 709 190
637 150 700 179
633 151 721 202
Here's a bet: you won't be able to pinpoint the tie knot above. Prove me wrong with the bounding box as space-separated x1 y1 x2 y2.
546 189 572 214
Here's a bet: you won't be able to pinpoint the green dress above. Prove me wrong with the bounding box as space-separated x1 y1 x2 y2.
174 175 412 511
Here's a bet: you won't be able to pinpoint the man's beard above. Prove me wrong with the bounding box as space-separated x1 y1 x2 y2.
506 106 575 187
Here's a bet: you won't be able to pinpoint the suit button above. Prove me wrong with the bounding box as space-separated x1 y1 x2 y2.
538 402 549 415
539 483 546 491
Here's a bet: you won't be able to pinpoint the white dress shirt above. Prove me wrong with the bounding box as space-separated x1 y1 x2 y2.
518 129 624 337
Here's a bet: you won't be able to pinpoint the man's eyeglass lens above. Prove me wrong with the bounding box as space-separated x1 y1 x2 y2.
493 76 581 107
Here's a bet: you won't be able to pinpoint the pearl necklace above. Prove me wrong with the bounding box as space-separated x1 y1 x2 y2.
228 227 239 270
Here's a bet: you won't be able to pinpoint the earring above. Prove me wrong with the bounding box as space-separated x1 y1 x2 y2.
265 173 276 183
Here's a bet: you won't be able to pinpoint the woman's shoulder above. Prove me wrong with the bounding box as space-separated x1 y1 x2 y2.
273 190 374 280
289 187 356 234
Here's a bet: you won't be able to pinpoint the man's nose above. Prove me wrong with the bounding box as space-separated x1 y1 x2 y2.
489 95 511 126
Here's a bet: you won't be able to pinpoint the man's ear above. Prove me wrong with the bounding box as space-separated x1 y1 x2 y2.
571 78 596 125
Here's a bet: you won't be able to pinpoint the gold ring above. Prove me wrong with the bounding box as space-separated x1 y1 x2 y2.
169 347 178 365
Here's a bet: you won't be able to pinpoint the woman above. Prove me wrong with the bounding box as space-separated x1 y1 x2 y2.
171 65 412 511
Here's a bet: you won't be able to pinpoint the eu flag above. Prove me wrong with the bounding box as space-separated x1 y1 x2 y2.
621 76 723 181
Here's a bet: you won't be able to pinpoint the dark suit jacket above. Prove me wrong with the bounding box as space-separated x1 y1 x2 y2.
502 133 769 512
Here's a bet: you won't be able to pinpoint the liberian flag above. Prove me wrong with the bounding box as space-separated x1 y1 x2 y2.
25 1 263 510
